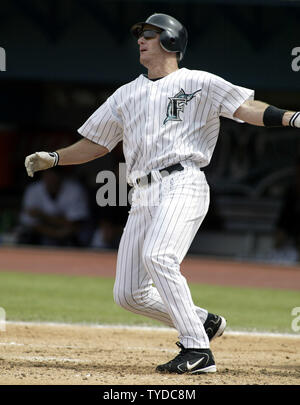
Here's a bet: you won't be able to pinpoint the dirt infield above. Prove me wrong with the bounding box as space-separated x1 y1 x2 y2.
1 246 300 289
0 246 299 385
0 323 299 385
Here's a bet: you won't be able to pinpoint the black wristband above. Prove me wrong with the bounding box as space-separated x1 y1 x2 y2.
289 112 300 128
48 152 59 166
263 106 287 127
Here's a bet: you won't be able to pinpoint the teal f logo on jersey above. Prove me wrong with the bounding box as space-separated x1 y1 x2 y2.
163 88 201 125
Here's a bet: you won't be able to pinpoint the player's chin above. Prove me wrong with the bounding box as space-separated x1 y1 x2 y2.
139 52 150 66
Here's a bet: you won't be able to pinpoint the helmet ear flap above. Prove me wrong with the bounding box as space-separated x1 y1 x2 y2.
159 30 178 53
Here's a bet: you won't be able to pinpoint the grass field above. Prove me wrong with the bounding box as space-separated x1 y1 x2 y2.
0 271 299 334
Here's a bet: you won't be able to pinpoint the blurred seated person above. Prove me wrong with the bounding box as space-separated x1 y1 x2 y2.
90 161 130 250
272 157 300 263
18 167 91 247
91 204 129 250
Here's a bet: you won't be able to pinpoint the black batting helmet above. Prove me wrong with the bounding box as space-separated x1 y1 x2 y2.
130 13 188 61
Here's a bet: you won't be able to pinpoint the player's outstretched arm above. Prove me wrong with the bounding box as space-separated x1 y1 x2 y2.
55 138 109 165
233 99 300 128
25 138 109 177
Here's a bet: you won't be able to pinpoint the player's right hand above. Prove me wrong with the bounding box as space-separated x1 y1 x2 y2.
24 151 58 177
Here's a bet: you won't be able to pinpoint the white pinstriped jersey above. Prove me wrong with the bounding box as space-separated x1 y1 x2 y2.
78 68 254 185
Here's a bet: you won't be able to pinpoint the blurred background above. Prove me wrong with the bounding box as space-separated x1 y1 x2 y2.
1 0 300 264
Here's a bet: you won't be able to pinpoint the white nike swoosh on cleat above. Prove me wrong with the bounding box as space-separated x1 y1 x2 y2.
187 357 205 370
178 357 205 372
191 365 217 374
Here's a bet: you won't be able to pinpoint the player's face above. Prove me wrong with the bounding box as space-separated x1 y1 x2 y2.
137 25 165 66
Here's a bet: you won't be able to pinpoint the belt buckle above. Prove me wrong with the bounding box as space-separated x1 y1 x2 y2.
136 174 148 186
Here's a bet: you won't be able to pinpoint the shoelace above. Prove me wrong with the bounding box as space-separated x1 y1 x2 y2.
176 341 186 351
175 341 205 356
170 342 188 363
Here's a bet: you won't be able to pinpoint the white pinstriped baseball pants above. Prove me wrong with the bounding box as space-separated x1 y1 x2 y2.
113 167 210 349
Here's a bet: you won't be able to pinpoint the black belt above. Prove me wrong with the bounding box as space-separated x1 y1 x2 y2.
136 163 184 186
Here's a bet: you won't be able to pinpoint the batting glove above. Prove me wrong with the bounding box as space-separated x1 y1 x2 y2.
25 151 59 177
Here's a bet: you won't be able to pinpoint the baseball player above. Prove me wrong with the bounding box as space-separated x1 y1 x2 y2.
25 13 300 374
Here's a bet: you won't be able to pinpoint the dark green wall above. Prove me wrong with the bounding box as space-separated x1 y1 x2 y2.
0 0 299 90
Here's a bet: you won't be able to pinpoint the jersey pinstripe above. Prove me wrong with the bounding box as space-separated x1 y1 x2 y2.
78 68 254 185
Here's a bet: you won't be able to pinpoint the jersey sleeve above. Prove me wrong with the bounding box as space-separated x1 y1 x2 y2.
210 74 254 122
77 94 123 151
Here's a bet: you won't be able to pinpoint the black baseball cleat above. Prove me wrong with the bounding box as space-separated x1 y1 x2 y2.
204 313 227 341
156 342 216 374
